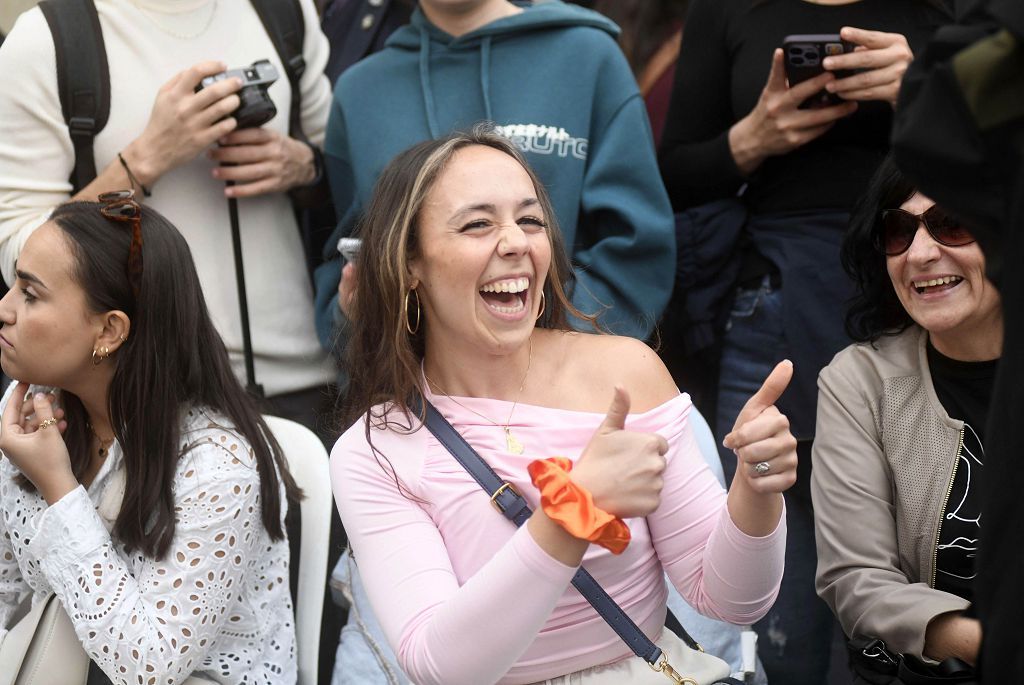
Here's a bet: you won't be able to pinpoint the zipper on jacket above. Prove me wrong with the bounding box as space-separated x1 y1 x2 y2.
930 429 965 588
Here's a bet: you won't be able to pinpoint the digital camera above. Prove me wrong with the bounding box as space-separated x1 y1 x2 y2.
196 59 279 129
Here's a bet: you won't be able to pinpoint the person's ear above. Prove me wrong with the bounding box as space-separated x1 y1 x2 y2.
406 259 421 290
94 310 131 357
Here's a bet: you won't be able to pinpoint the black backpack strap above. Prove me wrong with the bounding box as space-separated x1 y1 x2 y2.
249 0 307 143
39 0 110 194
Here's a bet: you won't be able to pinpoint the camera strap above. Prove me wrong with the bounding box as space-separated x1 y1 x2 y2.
225 189 263 398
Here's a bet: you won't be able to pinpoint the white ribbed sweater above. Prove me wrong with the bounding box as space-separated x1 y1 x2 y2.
0 0 333 395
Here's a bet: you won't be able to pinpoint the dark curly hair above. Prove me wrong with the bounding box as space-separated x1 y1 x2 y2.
841 155 917 343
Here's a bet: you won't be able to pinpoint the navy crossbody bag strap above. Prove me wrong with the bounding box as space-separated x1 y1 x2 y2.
417 397 708 666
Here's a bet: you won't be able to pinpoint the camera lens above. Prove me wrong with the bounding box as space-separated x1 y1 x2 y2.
234 86 277 128
793 44 819 66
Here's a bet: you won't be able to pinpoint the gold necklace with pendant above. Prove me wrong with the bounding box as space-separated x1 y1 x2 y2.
87 422 116 459
425 338 533 455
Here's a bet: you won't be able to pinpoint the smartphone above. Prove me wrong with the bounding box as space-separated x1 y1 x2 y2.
337 237 362 263
782 34 855 109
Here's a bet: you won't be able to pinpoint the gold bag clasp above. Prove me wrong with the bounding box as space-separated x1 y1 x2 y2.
648 654 699 685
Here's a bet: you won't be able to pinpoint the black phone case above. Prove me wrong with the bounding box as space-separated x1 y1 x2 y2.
782 34 855 109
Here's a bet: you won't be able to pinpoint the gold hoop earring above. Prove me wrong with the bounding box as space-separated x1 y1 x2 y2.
536 291 546 321
91 346 110 366
404 288 421 335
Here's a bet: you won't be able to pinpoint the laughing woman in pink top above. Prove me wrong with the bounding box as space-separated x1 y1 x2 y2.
331 127 797 685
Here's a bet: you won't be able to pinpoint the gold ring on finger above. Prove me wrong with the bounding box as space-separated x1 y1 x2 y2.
38 417 58 430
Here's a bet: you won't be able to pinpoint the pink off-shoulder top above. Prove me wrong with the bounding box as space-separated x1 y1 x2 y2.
331 390 785 685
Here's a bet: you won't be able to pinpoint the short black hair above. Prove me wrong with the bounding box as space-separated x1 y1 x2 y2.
841 155 917 342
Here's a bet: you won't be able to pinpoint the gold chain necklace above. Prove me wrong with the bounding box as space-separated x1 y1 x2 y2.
130 0 219 40
87 422 116 459
424 339 533 455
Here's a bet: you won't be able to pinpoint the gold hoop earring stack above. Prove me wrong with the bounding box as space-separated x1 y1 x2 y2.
536 291 546 321
91 346 110 366
405 288 421 335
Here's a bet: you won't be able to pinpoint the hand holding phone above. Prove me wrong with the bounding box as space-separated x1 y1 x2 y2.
728 48 857 176
819 26 914 108
783 34 856 109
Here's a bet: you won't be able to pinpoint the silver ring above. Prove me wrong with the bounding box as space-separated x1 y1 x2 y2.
754 461 771 476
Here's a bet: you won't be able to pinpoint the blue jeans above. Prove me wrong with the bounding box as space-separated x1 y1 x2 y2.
715 278 837 684
331 550 410 685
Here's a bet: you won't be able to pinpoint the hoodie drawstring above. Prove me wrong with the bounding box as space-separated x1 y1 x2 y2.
420 33 495 137
419 31 440 139
480 36 493 122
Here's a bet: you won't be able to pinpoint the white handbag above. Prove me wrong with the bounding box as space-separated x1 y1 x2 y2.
0 593 88 685
0 593 217 685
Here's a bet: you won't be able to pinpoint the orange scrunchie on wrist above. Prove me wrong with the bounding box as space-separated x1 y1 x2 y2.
527 457 631 554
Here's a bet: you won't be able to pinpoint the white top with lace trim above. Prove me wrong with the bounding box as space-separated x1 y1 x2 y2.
0 385 296 685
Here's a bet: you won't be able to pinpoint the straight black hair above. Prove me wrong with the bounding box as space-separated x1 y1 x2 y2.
40 201 300 559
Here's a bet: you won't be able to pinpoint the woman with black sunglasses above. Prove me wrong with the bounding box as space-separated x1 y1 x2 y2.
811 156 1000 681
0 194 301 683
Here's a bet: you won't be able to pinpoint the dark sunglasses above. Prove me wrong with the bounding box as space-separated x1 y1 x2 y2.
878 205 975 256
99 189 143 297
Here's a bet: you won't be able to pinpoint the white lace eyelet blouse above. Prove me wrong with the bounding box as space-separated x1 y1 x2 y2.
0 385 297 685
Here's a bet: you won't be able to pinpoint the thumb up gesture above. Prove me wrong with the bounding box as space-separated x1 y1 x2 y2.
571 387 669 520
724 361 799 496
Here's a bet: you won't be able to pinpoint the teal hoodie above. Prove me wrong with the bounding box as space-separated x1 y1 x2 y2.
316 0 675 342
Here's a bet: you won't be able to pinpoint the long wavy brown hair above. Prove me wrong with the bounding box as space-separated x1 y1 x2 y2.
343 126 595 486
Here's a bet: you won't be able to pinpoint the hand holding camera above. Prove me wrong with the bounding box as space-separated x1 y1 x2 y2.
201 60 317 197
124 60 243 188
821 26 914 108
196 60 279 128
124 59 313 198
208 126 315 198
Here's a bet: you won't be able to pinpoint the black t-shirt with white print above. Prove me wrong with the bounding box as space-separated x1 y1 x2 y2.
928 343 997 602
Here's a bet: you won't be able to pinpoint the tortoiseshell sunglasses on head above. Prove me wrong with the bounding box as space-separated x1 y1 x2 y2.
98 190 143 297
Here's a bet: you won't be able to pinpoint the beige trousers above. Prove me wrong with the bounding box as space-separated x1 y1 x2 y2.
531 630 731 685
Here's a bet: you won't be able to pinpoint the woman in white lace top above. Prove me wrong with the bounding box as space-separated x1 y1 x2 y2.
0 194 300 684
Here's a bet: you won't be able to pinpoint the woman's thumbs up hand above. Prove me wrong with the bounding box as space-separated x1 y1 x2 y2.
724 361 799 536
571 386 669 519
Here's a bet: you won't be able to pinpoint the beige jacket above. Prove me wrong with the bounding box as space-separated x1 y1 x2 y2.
812 326 971 659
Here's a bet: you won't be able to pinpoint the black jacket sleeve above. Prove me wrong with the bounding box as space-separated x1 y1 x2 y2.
658 0 745 211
